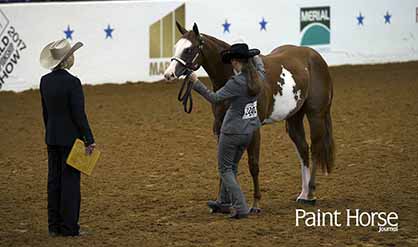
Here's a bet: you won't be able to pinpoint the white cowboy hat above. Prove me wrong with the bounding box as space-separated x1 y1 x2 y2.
40 39 83 70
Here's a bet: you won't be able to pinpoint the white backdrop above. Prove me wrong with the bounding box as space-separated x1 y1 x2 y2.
0 0 417 92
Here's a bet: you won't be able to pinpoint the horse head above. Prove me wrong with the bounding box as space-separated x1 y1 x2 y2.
164 22 205 81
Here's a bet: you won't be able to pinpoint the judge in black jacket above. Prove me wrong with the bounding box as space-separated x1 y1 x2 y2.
39 39 95 236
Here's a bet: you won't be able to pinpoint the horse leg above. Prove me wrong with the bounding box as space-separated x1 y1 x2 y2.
286 111 315 205
247 129 262 213
306 110 335 201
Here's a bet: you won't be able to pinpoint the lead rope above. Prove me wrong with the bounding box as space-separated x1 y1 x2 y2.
176 39 204 114
177 69 194 113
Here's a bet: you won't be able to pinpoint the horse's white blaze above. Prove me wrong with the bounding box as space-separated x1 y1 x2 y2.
293 144 311 201
163 38 192 79
174 38 192 57
268 66 301 121
165 60 178 78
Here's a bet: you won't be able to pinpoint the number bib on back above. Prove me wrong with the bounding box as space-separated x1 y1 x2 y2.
242 101 258 119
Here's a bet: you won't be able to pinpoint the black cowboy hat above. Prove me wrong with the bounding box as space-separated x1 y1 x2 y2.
221 43 260 64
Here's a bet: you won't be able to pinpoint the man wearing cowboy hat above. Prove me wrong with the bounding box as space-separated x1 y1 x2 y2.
40 39 95 236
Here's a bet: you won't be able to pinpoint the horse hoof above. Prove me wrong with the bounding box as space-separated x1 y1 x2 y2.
249 207 262 214
297 198 316 206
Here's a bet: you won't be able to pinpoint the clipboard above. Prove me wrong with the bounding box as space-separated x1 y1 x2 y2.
66 139 100 176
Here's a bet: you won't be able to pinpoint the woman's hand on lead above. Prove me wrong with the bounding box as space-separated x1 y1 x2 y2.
86 143 96 155
189 72 198 83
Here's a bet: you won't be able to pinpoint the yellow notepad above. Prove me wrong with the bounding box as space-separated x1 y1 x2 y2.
66 139 100 176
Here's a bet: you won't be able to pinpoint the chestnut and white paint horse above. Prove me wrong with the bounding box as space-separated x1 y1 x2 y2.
165 22 335 211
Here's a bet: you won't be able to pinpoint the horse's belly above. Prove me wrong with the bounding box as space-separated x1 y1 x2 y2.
265 67 302 123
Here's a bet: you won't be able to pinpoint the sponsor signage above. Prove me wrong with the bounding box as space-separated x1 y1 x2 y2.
149 4 185 76
0 10 27 90
300 6 331 46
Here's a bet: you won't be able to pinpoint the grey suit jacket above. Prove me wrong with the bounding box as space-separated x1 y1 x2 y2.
193 56 265 135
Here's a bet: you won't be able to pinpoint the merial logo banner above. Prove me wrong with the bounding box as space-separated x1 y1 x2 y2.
300 6 330 46
149 3 185 76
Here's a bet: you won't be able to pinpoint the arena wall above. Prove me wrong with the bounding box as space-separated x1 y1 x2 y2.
0 0 417 91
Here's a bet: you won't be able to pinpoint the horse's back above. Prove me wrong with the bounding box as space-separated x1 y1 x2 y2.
262 45 315 90
272 45 333 112
264 44 332 97
260 44 332 121
269 44 310 55
266 45 321 64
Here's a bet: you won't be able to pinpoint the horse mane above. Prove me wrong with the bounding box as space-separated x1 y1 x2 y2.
199 34 233 89
202 34 230 51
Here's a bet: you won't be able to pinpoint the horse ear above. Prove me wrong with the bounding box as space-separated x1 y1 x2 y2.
192 23 200 36
176 21 187 35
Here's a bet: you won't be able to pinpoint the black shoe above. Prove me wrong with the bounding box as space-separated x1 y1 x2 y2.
48 231 61 237
207 200 231 214
229 208 249 219
61 230 89 237
77 230 89 236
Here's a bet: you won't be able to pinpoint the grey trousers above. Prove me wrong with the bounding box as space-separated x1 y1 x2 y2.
217 132 253 213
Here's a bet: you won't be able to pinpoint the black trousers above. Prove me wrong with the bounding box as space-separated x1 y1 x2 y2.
47 145 80 236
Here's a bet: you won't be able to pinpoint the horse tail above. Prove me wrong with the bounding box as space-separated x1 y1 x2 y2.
322 109 335 174
307 48 335 175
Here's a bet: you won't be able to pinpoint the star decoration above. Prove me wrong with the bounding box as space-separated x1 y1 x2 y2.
64 25 74 40
384 11 391 24
356 13 364 26
259 17 268 31
222 20 231 33
104 24 114 39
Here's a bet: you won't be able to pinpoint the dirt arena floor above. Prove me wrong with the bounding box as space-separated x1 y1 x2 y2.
1 62 418 246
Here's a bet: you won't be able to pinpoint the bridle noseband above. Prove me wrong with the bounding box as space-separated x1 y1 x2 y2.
171 36 204 73
171 51 201 72
173 36 205 113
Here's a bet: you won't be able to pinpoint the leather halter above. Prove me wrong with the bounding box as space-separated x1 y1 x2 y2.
174 36 205 113
171 36 205 74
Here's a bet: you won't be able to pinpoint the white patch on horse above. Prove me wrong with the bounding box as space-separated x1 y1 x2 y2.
298 165 311 200
268 66 301 122
174 38 192 57
164 38 192 79
293 143 311 201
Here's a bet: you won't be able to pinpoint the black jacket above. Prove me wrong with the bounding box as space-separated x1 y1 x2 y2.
40 69 94 147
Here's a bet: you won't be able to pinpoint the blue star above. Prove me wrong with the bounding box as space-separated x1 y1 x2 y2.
222 20 231 33
384 11 391 24
357 12 364 26
104 24 114 39
64 25 74 40
259 17 268 31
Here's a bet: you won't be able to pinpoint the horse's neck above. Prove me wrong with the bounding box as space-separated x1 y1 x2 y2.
201 35 232 90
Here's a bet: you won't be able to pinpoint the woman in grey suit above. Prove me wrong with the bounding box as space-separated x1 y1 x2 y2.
189 43 264 219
